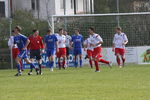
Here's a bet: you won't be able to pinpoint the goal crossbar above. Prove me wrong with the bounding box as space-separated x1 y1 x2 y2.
52 12 150 18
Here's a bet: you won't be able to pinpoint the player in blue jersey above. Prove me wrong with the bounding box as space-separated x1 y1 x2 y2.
44 29 58 72
71 28 84 67
13 26 39 76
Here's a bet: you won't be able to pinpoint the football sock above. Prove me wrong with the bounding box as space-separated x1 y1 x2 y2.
116 56 121 66
30 63 36 69
89 60 93 68
94 61 100 71
39 64 42 72
80 60 82 67
62 60 66 68
74 59 78 67
51 61 54 68
16 64 21 73
122 57 125 65
58 61 61 68
99 59 109 64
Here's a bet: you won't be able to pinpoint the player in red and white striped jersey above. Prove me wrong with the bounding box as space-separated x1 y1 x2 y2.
112 27 128 68
88 27 112 72
56 29 67 69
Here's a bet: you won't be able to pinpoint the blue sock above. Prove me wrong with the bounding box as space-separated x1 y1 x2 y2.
51 61 54 68
17 64 21 73
80 60 83 67
74 60 78 67
30 63 36 69
49 61 52 68
67 60 69 65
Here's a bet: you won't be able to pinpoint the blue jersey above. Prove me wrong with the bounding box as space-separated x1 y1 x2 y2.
44 34 58 50
71 34 83 48
14 34 28 51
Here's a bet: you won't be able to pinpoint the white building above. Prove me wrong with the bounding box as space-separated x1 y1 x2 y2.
11 0 94 20
0 0 9 17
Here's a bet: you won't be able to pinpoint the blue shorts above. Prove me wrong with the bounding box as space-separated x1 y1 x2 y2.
18 50 28 59
73 48 82 56
46 49 55 57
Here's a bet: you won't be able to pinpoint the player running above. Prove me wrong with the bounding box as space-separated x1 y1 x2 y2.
8 30 23 71
13 26 39 76
88 27 112 72
112 27 128 68
84 37 93 68
28 29 44 75
64 30 72 67
56 29 67 69
71 28 84 68
44 29 58 72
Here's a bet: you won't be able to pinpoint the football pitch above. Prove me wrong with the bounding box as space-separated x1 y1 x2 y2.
0 65 150 100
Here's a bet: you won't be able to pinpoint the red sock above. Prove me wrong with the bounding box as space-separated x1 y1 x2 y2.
89 60 93 68
99 59 109 64
94 61 100 71
116 56 121 66
62 60 66 68
122 57 125 64
58 61 61 68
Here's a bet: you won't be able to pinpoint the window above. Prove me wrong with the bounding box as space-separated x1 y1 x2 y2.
31 0 35 10
60 0 64 9
71 0 74 9
0 2 5 17
76 0 78 11
36 0 39 10
31 0 39 10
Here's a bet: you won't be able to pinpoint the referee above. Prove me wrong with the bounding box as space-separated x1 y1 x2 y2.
28 29 44 75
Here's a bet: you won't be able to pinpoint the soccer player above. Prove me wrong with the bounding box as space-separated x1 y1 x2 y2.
13 26 39 76
56 28 67 69
8 30 23 71
64 30 71 67
84 37 93 68
44 29 58 71
71 28 84 68
28 29 44 75
88 27 111 72
112 27 128 68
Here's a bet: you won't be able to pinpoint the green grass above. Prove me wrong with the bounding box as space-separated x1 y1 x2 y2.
0 65 150 100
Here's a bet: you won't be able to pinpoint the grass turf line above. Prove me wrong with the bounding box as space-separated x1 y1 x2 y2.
0 65 150 100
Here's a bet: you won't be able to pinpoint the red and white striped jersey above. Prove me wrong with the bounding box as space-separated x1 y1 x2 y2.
90 33 103 48
113 32 128 49
56 34 66 48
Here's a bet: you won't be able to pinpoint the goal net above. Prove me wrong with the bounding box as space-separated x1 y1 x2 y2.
50 12 150 47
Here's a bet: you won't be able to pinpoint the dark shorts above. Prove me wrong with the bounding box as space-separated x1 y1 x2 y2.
30 49 41 60
66 47 70 56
